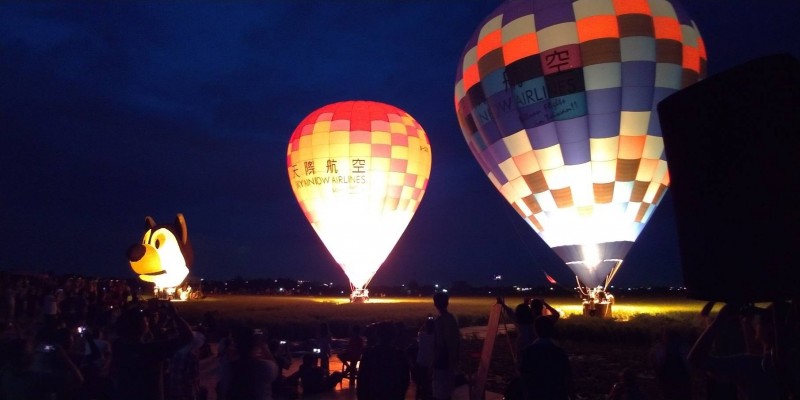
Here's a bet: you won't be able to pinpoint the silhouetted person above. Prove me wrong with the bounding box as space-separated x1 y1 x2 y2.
688 302 783 399
166 331 204 400
76 325 113 400
110 301 192 400
218 327 279 400
529 298 560 322
698 301 742 399
650 328 691 399
336 324 364 380
1 337 84 400
432 292 459 400
518 316 573 400
357 321 410 400
500 297 534 364
286 353 342 395
315 322 332 376
414 317 435 400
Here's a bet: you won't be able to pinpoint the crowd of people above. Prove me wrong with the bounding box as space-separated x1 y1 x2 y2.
0 272 467 400
0 271 797 400
0 271 210 400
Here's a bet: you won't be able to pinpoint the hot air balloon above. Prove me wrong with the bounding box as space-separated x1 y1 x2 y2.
455 0 706 298
127 214 194 298
287 101 432 302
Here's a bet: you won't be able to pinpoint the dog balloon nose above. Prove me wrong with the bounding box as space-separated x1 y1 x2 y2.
127 244 146 262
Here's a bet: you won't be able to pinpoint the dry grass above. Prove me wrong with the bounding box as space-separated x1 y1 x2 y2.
173 294 712 333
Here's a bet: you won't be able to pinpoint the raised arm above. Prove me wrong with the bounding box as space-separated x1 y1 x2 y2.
688 303 738 371
543 300 560 321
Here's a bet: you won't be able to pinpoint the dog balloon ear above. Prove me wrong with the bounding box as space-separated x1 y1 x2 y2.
175 214 188 245
145 216 156 230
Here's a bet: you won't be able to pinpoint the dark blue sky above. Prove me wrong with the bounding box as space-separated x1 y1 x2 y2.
2 1 798 287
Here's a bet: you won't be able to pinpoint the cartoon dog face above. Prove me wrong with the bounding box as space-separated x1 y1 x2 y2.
127 214 193 289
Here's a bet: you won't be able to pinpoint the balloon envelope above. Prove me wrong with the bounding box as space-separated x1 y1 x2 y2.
127 214 192 289
287 101 432 291
455 0 706 287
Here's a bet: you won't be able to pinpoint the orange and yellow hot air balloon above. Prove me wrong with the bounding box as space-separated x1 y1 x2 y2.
287 101 432 301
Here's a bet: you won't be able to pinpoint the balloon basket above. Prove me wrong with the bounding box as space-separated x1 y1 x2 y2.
349 288 369 303
582 301 612 318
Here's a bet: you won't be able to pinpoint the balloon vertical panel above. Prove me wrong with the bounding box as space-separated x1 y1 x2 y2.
288 101 431 291
455 0 706 287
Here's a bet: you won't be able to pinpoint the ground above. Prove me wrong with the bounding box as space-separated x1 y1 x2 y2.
180 294 711 399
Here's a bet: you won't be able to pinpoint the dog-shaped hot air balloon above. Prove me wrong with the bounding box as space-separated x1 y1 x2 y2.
127 214 193 290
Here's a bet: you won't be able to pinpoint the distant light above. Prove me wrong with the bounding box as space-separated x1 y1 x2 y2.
435 284 439 288
442 289 448 293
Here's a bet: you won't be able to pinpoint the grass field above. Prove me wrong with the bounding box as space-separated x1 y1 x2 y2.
173 293 715 399
172 293 712 334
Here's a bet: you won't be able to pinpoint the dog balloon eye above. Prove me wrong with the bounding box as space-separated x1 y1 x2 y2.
155 239 160 249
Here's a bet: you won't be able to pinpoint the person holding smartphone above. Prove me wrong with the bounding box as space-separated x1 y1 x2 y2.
110 300 193 400
1 336 84 400
218 327 280 400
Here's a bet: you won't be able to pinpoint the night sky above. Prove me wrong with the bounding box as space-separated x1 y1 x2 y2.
2 1 798 288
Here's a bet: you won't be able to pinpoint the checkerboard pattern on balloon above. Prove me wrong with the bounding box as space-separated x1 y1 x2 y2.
287 101 432 225
454 0 706 256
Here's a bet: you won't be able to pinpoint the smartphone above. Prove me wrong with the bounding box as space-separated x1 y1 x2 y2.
313 348 321 354
279 340 287 345
38 344 56 353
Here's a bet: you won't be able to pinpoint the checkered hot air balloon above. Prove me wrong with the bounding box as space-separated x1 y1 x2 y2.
287 101 432 301
455 0 706 289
